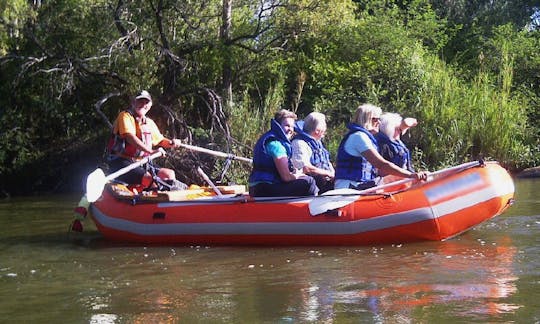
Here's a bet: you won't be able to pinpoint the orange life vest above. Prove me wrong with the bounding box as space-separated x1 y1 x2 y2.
107 110 153 160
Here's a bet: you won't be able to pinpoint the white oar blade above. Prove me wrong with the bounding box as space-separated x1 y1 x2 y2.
321 188 361 196
309 189 360 215
86 168 107 203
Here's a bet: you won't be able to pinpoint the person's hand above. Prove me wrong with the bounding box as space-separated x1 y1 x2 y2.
326 169 335 180
170 138 182 148
402 118 418 127
156 147 167 156
400 118 418 135
292 168 307 179
411 171 429 181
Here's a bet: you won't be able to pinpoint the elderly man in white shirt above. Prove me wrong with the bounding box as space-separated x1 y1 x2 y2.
291 112 335 193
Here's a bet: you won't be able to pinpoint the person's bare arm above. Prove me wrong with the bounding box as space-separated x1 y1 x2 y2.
124 133 154 154
274 156 301 182
158 138 181 149
363 149 428 180
302 164 334 179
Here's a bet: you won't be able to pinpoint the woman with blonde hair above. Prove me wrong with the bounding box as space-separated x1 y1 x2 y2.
334 104 428 190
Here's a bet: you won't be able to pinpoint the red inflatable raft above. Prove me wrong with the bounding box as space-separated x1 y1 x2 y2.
87 161 514 245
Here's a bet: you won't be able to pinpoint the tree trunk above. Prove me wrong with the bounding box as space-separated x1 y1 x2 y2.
221 0 233 110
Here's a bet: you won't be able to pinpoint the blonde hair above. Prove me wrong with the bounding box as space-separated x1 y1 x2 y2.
379 112 403 139
274 109 297 123
352 103 382 130
303 112 326 134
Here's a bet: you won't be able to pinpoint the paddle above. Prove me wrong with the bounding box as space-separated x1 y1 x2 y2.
85 149 166 203
308 161 481 215
197 167 223 196
179 143 252 164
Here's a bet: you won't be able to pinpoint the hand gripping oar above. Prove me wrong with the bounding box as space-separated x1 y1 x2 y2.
179 143 252 164
308 161 481 215
85 149 166 203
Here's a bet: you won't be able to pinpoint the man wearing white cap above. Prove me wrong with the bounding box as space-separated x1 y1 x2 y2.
106 90 184 188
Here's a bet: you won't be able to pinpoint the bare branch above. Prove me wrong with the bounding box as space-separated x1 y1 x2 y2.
94 92 121 130
112 0 134 53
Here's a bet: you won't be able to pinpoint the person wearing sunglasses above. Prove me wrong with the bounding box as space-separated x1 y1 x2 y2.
335 103 428 190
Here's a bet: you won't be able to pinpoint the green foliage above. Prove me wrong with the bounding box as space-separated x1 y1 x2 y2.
486 25 540 143
0 0 33 55
0 0 539 195
415 52 532 169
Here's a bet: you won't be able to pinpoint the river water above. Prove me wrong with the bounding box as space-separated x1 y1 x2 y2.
0 178 539 323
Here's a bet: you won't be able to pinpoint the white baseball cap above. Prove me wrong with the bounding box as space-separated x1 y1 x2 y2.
135 90 152 102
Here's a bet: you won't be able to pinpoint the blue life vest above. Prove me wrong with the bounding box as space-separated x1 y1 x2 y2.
335 123 378 182
375 132 413 171
292 124 331 171
249 119 293 184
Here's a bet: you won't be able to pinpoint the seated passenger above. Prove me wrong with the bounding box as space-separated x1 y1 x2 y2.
249 109 319 197
334 104 428 190
291 112 335 193
375 112 417 172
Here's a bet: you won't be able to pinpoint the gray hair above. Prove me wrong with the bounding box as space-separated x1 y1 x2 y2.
303 112 326 134
379 112 402 139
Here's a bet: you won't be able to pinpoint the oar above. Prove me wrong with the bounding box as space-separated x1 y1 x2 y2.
179 143 252 164
197 167 223 197
85 149 166 203
308 161 481 215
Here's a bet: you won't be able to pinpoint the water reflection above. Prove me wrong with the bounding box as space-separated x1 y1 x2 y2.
73 235 523 323
285 236 521 322
0 178 538 323
304 237 521 321
367 240 517 318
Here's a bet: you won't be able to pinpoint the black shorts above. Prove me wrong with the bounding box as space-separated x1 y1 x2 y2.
249 175 319 197
107 157 150 184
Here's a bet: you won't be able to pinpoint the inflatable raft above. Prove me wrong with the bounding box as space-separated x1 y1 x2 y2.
86 161 514 245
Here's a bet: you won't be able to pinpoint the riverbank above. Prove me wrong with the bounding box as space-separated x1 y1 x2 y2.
517 166 540 178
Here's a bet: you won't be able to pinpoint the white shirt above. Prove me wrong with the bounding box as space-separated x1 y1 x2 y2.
291 139 313 169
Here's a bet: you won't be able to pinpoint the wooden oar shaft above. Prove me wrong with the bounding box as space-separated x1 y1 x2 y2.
351 160 481 196
429 161 480 178
197 167 223 196
106 150 165 181
85 149 167 203
310 161 481 215
179 143 252 164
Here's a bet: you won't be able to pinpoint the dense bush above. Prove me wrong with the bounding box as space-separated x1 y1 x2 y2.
0 0 538 195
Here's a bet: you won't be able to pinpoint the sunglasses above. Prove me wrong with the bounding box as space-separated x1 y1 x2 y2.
371 117 381 123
